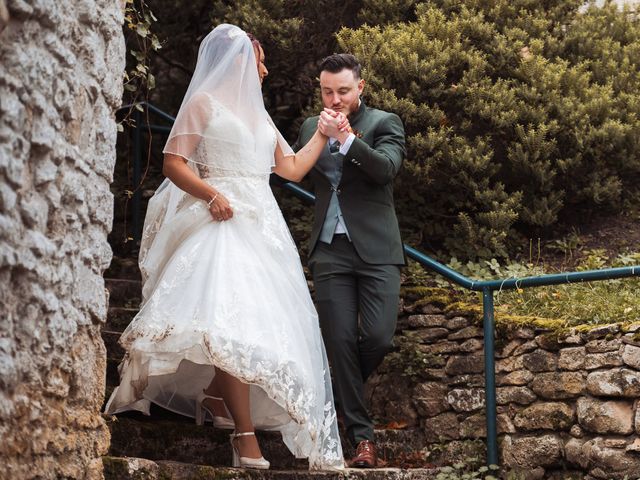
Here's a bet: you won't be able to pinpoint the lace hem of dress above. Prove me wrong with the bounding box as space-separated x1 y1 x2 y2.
113 331 344 470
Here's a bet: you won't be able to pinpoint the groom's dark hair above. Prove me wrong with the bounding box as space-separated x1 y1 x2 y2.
319 53 361 79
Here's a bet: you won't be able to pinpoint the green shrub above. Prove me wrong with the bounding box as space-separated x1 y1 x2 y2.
337 0 640 259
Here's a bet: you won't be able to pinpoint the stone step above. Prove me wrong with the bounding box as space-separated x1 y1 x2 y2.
105 277 141 308
102 329 125 363
103 456 440 479
106 356 120 388
105 306 138 331
105 415 432 470
106 415 303 470
105 256 142 282
102 328 125 388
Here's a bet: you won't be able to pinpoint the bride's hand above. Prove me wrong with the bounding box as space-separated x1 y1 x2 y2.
336 113 351 133
208 192 233 221
322 108 351 134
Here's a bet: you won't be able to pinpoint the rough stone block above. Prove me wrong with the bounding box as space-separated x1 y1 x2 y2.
496 339 523 358
446 374 485 388
530 371 586 399
584 352 624 370
496 355 524 373
512 340 539 356
422 412 460 442
586 368 640 397
585 338 622 354
416 327 450 342
502 434 563 469
446 388 485 412
566 437 640 480
558 347 586 370
536 334 564 351
496 369 534 386
622 344 640 370
577 397 633 435
444 355 484 375
422 340 460 355
496 386 537 405
458 338 483 353
413 382 449 418
407 314 447 328
523 349 558 372
586 324 621 339
513 402 574 431
445 316 469 330
447 326 483 341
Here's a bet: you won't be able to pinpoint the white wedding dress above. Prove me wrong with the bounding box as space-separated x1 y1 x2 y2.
105 96 344 470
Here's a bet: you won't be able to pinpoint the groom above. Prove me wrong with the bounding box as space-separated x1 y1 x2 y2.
293 53 406 468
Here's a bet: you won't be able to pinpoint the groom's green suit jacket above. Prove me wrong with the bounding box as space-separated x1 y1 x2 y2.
294 101 406 265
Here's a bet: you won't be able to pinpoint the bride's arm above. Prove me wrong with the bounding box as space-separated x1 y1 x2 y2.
162 92 233 220
272 129 327 182
163 155 233 221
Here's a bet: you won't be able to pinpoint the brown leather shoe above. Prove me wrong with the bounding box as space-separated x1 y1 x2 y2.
350 440 377 468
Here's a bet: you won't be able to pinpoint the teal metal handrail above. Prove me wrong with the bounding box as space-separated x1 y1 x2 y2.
118 101 640 468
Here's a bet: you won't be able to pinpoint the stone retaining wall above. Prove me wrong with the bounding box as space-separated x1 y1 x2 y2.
368 297 640 479
0 1 124 478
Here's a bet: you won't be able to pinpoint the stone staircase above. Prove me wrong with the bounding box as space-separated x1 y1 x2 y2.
101 264 441 479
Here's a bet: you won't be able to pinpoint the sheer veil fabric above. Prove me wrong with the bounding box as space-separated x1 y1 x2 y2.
105 24 344 470
163 23 293 167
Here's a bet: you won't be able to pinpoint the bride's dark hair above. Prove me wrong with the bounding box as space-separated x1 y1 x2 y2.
246 32 261 51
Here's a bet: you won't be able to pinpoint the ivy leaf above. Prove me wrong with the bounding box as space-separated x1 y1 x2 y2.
151 36 162 51
136 23 149 38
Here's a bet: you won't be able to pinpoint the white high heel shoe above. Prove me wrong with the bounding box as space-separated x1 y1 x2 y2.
195 390 235 429
230 432 270 470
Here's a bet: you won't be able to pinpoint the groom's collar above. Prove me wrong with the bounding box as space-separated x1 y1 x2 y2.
348 98 366 124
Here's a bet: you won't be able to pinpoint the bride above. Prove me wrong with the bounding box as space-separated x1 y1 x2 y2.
105 24 345 471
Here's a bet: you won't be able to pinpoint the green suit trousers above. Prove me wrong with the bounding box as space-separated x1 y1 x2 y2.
309 235 401 445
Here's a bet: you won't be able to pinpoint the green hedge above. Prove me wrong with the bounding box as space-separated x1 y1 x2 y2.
337 0 640 258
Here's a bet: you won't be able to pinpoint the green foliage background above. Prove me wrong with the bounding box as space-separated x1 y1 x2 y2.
137 0 640 260
339 0 640 258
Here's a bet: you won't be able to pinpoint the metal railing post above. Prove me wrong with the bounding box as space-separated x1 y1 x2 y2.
483 287 498 466
132 109 142 242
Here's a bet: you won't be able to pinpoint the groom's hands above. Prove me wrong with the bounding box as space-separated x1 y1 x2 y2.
318 108 351 143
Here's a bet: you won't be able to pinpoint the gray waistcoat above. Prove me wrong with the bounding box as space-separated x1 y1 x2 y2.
315 143 350 243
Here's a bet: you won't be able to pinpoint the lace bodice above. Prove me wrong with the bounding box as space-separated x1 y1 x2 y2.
191 96 277 178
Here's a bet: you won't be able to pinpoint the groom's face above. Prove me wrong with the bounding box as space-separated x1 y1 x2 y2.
319 68 364 117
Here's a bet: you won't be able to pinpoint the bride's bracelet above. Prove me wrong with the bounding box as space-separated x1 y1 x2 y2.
206 193 218 208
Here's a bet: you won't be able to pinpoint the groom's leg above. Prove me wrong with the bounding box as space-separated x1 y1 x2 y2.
309 236 370 446
356 263 401 381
